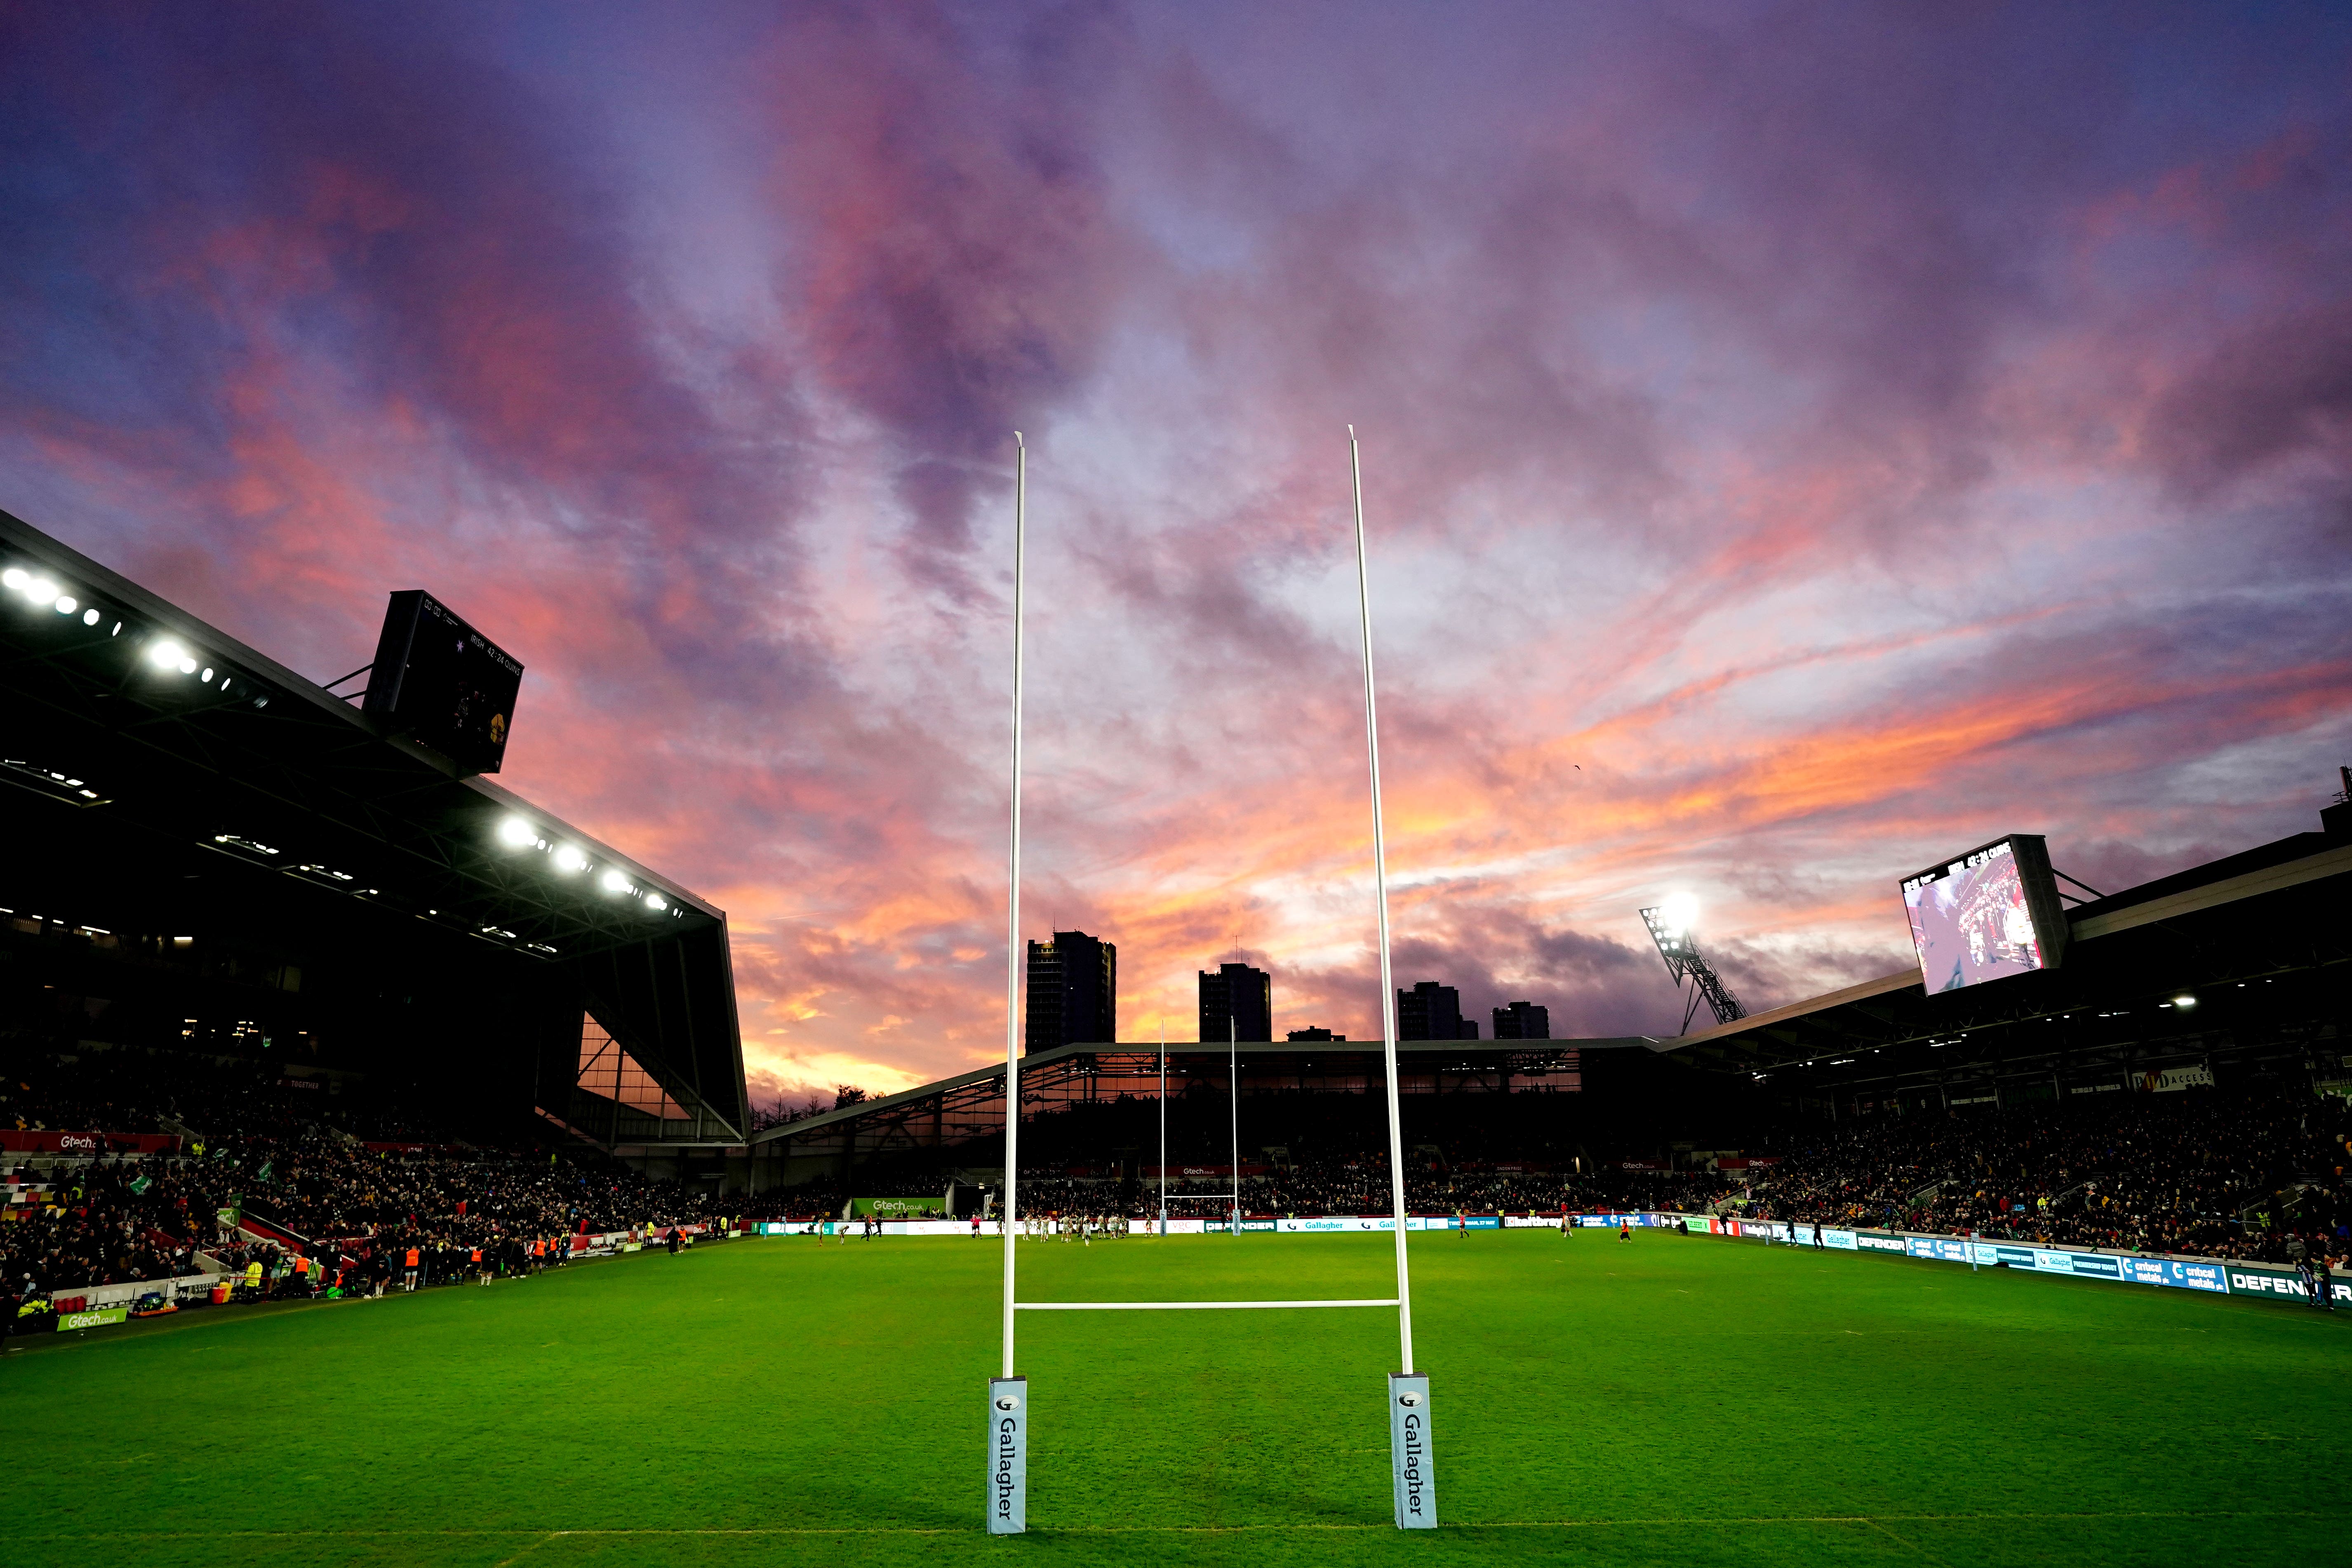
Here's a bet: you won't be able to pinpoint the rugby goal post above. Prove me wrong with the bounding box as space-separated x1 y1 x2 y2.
989 430 1432 1535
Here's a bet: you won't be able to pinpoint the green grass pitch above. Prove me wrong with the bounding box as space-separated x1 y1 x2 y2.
6 1228 2343 1567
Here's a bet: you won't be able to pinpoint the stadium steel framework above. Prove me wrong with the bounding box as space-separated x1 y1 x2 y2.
743 1037 1593 1191
0 509 748 1159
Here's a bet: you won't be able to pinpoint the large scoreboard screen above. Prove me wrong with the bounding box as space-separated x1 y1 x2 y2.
1899 834 2068 994
361 590 523 775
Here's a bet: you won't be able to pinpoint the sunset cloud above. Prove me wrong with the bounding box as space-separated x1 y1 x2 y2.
2 4 2347 1106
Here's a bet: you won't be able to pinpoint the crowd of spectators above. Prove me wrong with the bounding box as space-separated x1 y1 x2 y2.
13 1041 2350 1318
967 1085 2351 1266
3 1049 741 1321
1738 1086 2351 1262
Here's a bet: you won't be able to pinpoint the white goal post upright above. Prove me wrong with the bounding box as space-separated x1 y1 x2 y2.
990 432 1029 1537
1159 1021 1168 1235
1229 1015 1240 1234
1350 426 1434 1529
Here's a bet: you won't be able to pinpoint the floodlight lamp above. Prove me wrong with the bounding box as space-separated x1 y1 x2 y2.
599 869 631 895
200 667 214 682
645 894 669 913
0 569 22 590
552 845 588 873
24 577 58 604
178 656 198 675
81 608 98 625
2172 994 2197 1009
54 597 75 615
1658 893 1699 940
496 816 536 848
148 639 189 670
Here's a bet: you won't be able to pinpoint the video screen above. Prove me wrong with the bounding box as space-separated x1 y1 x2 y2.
362 590 524 775
1901 838 2050 992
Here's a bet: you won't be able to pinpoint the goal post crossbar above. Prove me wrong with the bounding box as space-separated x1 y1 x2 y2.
1017 1298 1400 1311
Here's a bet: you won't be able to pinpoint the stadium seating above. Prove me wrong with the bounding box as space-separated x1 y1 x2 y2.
2 1048 741 1328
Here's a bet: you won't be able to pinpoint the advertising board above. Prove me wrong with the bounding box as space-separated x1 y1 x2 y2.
58 1306 129 1331
2119 1257 2229 1292
0 1130 182 1154
2222 1265 2350 1304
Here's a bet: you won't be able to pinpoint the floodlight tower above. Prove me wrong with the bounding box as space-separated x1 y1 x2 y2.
1639 895 1746 1034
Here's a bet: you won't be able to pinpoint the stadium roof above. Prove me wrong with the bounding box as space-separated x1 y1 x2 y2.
1658 809 2352 1106
0 508 747 1140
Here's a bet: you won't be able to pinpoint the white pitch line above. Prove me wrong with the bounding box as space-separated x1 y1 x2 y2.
1016 1299 1400 1311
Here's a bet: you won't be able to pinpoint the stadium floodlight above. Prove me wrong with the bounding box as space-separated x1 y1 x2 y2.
496 815 536 848
81 608 98 625
552 845 588 874
2173 994 2197 1009
0 568 23 590
24 577 59 604
645 893 668 913
54 596 75 615
599 869 631 895
1656 892 1698 942
1640 897 1745 1033
148 639 191 671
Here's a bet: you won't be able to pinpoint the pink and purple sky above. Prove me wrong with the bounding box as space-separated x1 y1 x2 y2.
3 4 2347 1109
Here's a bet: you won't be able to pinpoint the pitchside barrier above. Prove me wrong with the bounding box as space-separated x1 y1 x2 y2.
1698 1213 2351 1309
746 1213 2350 1308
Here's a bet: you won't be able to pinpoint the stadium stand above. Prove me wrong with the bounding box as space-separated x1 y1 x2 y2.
1 511 753 1335
954 1081 2348 1261
2 1045 744 1332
